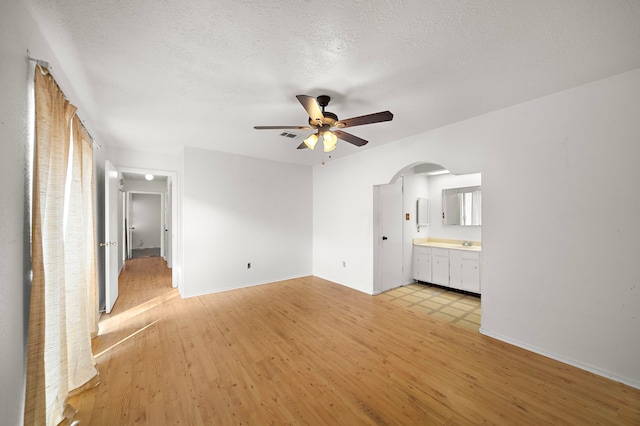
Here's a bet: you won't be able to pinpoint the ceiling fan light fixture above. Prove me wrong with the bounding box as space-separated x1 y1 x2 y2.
303 133 319 150
323 131 337 152
254 94 393 153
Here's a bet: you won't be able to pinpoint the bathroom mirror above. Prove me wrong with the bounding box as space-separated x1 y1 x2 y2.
442 186 482 226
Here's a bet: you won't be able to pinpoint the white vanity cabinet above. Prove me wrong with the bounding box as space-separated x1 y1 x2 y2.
431 248 450 286
413 246 432 283
449 249 481 294
413 244 481 294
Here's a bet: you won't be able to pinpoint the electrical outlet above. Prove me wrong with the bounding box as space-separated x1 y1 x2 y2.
247 262 251 269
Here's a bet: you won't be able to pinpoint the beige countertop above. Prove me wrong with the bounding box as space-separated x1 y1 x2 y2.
413 238 482 252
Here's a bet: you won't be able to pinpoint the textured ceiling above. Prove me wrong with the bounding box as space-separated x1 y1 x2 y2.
23 0 640 166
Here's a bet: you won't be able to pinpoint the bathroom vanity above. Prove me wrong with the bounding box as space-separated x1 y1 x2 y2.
413 239 481 294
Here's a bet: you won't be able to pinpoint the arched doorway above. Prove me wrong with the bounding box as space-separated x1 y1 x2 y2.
374 162 450 293
374 162 483 330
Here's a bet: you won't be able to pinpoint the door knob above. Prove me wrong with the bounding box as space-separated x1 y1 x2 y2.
382 236 388 240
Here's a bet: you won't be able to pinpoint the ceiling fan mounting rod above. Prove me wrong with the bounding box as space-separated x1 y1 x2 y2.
317 95 330 111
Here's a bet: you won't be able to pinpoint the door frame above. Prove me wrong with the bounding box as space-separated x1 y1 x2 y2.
117 167 181 292
127 191 165 259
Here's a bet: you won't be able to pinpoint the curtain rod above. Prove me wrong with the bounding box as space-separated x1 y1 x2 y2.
28 52 102 150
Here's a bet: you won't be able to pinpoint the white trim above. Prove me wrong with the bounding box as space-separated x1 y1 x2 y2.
479 327 640 390
181 275 308 299
372 185 381 295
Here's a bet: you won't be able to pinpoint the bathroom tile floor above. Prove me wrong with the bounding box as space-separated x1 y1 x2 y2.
377 282 481 331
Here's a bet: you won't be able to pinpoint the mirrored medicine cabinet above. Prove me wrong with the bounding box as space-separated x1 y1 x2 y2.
442 186 482 226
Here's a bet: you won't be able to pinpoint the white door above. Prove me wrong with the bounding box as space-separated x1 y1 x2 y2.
126 192 132 259
104 160 119 313
130 193 142 252
378 181 403 292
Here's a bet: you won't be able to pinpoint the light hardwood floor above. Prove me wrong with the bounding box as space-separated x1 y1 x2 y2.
69 257 640 425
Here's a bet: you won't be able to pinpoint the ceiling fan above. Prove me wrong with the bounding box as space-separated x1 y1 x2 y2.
254 95 393 152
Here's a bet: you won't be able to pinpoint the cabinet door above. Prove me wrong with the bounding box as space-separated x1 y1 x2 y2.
413 246 432 282
431 248 449 286
460 253 481 294
449 249 463 290
422 252 432 282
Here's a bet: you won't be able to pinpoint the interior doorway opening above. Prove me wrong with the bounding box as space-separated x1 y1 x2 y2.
127 192 163 259
117 167 180 293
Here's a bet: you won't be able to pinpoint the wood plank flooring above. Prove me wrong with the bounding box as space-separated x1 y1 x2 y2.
69 257 640 425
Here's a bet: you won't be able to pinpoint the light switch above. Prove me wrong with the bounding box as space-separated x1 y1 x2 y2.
405 213 410 220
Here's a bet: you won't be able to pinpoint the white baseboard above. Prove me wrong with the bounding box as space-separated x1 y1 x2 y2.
182 274 309 298
479 327 640 390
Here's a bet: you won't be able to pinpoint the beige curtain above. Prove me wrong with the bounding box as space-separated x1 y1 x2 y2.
25 67 99 426
65 115 99 386
77 120 100 339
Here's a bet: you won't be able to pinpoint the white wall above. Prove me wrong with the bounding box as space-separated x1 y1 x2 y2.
182 147 312 297
124 177 168 192
108 145 180 172
313 69 640 388
0 4 30 422
131 193 162 249
402 173 429 237
401 173 429 284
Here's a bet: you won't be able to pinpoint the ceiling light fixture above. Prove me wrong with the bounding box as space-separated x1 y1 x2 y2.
426 169 449 176
145 174 154 181
323 131 337 152
303 133 319 150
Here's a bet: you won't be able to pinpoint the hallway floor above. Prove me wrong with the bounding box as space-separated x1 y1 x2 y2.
377 282 481 331
131 247 161 258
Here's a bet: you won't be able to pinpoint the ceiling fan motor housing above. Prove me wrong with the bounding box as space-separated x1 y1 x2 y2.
309 110 338 128
316 95 331 108
308 95 337 128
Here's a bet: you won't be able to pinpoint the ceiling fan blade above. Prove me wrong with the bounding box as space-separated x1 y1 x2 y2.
335 111 393 128
333 130 368 147
254 125 312 130
296 142 308 150
296 95 324 124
